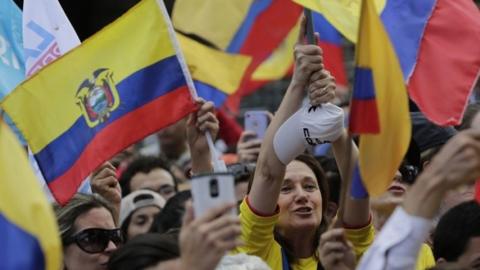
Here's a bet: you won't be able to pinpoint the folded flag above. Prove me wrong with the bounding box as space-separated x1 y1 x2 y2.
295 0 480 126
349 0 411 197
0 119 62 270
1 0 197 204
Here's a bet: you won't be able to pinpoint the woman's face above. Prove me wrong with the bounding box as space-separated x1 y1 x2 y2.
64 207 118 270
277 160 323 233
127 206 161 240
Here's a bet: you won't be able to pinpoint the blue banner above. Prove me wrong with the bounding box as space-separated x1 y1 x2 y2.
0 0 25 144
0 0 24 97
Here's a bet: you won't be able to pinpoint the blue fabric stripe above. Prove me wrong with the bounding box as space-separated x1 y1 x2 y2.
195 81 227 107
380 0 437 80
226 0 273 53
312 12 343 45
36 56 187 182
0 213 45 270
350 164 369 199
353 67 376 100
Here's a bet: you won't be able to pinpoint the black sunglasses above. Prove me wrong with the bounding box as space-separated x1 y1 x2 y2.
399 165 419 185
64 228 123 254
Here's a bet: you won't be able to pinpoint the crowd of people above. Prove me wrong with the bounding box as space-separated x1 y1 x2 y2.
51 18 480 270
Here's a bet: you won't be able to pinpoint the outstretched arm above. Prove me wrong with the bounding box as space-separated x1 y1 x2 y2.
248 18 331 214
357 128 480 270
331 131 370 227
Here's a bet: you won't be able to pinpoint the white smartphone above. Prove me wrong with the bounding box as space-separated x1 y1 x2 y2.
191 173 237 218
244 110 269 139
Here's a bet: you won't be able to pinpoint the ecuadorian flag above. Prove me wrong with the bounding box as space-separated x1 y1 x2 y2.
1 0 196 204
0 120 62 269
349 0 411 197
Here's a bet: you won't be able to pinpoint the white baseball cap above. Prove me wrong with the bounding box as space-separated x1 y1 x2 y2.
274 103 344 165
120 189 166 226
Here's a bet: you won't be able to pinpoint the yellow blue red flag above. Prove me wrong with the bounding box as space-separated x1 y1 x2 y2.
1 0 196 204
349 0 411 197
294 0 480 127
173 0 302 111
0 119 62 269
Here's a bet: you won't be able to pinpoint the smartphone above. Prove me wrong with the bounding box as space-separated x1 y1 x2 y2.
191 173 237 218
244 110 269 139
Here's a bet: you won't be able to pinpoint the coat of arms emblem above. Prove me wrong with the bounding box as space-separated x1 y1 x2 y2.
75 68 120 128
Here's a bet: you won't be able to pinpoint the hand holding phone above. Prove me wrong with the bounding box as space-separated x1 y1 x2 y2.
191 173 237 218
244 110 269 140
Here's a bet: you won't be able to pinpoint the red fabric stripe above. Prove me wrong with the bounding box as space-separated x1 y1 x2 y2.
320 42 347 86
239 0 302 64
217 109 243 146
349 99 380 134
408 0 480 126
49 86 195 204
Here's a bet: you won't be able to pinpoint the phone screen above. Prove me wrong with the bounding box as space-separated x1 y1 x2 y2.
244 111 269 139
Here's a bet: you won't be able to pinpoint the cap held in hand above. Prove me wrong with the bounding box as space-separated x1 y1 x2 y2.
274 103 344 165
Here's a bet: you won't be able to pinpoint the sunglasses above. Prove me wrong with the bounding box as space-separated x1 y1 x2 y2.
64 228 123 254
399 165 419 185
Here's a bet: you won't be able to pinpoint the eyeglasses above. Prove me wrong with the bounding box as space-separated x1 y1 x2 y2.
64 228 123 254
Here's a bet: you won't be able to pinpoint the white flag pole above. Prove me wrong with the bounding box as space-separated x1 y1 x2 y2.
155 0 227 172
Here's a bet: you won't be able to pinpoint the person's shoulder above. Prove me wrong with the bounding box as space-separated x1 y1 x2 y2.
416 243 435 270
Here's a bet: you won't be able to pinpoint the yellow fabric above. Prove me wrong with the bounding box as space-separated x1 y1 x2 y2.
293 0 386 43
172 0 253 50
344 221 376 260
416 244 436 270
233 200 317 270
0 121 62 270
177 33 251 94
355 0 411 196
1 0 176 154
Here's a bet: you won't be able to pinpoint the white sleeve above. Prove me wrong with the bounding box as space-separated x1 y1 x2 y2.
273 109 304 165
356 207 432 270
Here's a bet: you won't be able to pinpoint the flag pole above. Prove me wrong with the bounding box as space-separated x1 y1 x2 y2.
304 8 316 44
304 7 355 226
156 0 226 172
